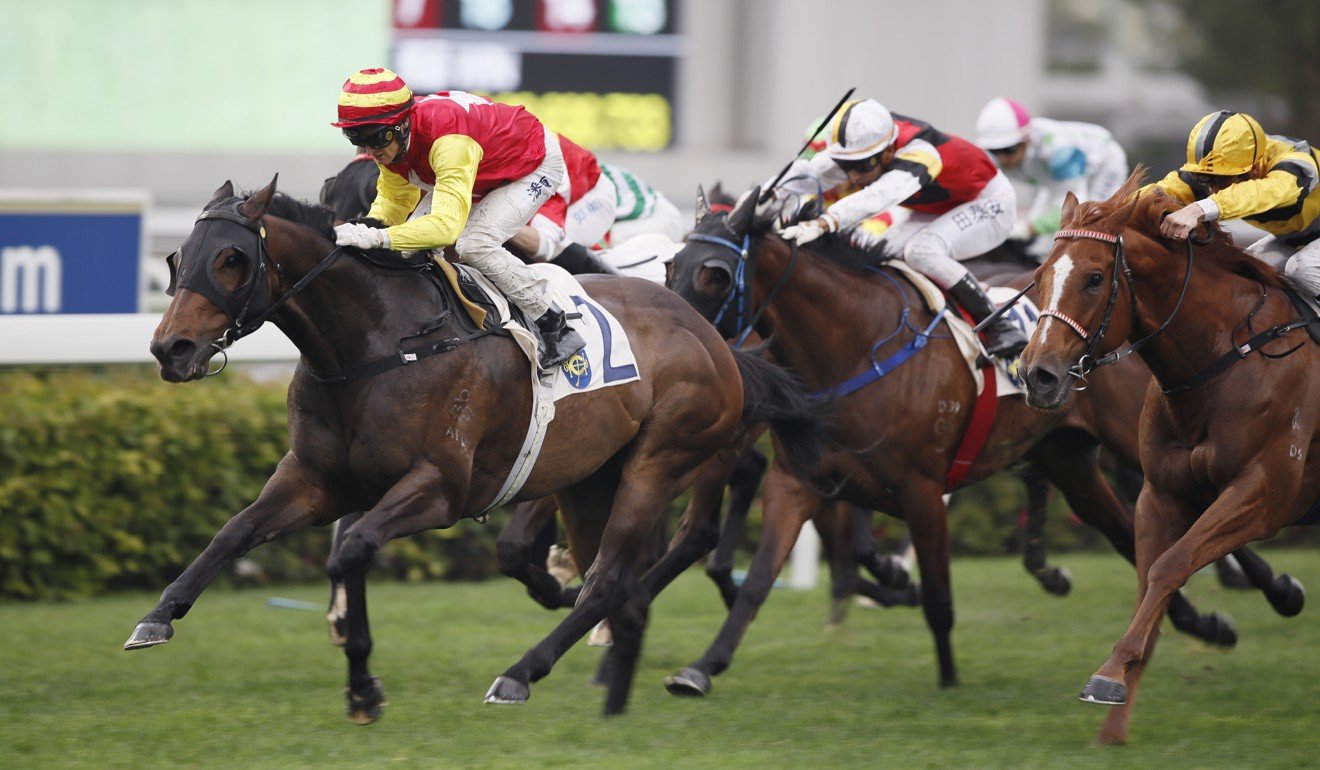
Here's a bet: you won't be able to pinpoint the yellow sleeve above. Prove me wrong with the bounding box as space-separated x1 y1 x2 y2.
890 145 942 185
367 165 423 226
1209 166 1310 222
382 135 485 251
1139 170 1195 205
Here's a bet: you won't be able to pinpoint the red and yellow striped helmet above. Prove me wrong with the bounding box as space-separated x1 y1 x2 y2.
331 68 415 128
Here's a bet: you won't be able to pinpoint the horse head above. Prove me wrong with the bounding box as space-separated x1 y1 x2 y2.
667 185 779 339
1019 168 1186 409
151 175 330 382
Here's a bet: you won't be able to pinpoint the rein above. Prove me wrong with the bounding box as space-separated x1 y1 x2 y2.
686 230 799 349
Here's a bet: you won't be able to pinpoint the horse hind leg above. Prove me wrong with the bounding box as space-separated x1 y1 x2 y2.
326 512 364 647
495 497 579 609
336 559 386 725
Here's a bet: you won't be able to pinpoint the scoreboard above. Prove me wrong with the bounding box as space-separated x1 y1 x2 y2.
392 0 681 151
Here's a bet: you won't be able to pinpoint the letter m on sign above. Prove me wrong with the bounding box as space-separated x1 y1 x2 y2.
1 245 62 313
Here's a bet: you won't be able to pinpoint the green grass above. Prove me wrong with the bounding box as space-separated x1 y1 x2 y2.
2 551 1317 769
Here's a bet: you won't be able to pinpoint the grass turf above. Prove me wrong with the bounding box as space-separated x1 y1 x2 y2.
2 551 1317 769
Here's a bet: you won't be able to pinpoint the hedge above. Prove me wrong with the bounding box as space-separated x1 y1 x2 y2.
0 367 500 600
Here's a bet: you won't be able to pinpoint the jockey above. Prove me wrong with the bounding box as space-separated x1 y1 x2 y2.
1148 110 1320 299
329 67 584 371
775 98 1028 359
799 113 904 242
974 97 1129 244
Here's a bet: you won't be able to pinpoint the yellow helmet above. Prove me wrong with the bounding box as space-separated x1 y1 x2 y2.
1181 111 1265 177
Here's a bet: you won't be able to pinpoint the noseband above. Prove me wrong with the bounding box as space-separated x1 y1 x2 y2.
686 222 798 347
1043 227 1194 382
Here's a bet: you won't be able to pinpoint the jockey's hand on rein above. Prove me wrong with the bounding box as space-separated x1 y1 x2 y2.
1159 203 1204 241
335 222 391 250
779 215 836 246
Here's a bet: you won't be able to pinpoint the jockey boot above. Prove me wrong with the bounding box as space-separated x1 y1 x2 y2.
553 242 620 275
948 274 1028 359
533 306 586 371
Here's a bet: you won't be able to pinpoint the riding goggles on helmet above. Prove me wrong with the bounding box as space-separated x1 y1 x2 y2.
342 123 400 149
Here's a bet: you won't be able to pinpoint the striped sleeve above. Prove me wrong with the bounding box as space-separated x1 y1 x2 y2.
1211 156 1317 222
1140 170 1196 205
383 135 484 251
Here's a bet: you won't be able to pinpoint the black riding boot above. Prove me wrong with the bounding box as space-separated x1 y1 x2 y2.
534 306 586 371
947 274 1028 359
552 242 620 275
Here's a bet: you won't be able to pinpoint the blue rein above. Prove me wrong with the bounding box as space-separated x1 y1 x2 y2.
687 231 757 348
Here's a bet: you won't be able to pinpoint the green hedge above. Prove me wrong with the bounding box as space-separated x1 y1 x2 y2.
0 367 499 600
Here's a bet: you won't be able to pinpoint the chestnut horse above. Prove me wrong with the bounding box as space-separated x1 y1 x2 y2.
660 186 1240 697
1019 171 1314 744
127 176 827 719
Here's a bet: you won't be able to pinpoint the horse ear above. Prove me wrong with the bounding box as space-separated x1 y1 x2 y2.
727 185 761 235
1060 191 1079 227
207 180 235 209
695 184 711 224
241 173 279 220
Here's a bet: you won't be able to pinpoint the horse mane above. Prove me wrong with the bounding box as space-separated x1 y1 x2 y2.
1066 167 1284 290
251 191 338 242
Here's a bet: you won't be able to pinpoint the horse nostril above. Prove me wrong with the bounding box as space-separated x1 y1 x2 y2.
151 337 196 366
1027 366 1059 392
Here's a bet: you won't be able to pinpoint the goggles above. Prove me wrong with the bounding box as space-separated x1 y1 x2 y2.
342 124 400 149
834 154 884 174
987 143 1024 158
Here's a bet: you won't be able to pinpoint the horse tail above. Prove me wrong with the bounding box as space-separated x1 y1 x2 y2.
730 348 830 475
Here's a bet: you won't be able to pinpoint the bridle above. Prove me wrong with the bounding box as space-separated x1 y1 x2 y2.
685 216 799 348
168 199 348 375
1041 227 1195 385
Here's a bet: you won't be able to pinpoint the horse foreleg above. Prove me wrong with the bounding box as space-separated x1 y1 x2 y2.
326 511 363 647
1085 472 1279 741
706 445 767 608
325 466 459 723
903 477 957 688
124 453 343 650
496 496 577 609
640 448 740 602
663 462 823 698
1018 467 1072 596
850 506 911 590
1226 546 1306 617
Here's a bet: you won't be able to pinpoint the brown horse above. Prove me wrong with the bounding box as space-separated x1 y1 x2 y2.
660 186 1240 697
1018 171 1315 744
127 176 827 719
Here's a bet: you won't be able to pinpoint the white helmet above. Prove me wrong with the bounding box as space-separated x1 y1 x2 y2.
825 99 897 162
975 97 1031 151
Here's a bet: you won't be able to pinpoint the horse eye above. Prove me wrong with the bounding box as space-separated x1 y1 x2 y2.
224 252 244 268
1086 271 1104 288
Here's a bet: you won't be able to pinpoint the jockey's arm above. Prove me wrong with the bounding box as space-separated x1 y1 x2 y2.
367 166 422 227
375 135 484 251
769 154 848 199
1204 164 1313 222
823 141 937 231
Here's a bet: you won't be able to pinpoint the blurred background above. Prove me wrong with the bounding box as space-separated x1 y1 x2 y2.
3 0 1320 599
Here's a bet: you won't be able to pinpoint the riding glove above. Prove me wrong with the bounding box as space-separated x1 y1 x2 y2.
779 215 836 246
334 222 391 249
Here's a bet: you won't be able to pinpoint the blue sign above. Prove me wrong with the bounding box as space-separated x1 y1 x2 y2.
0 202 143 314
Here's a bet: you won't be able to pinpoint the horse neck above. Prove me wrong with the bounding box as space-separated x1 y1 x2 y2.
265 221 447 377
749 238 916 388
1123 234 1291 390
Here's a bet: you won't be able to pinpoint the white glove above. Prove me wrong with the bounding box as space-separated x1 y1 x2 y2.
334 222 391 249
779 216 834 246
1007 218 1035 242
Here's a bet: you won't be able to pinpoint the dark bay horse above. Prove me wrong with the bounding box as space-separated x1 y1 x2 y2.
660 186 1242 698
1019 172 1315 744
128 176 826 720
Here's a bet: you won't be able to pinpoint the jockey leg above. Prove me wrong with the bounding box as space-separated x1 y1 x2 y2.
454 128 584 370
1282 239 1320 300
1245 234 1294 273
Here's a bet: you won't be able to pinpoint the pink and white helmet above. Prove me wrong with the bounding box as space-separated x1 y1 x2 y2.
975 97 1031 151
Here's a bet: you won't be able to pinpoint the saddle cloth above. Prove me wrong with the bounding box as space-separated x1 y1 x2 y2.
883 260 1037 397
438 260 642 399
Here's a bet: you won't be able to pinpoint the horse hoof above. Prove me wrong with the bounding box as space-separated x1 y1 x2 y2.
484 676 530 704
346 677 386 725
1042 567 1073 597
1079 675 1127 705
1204 611 1238 648
123 621 173 650
662 667 711 697
904 583 922 606
1269 574 1305 618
